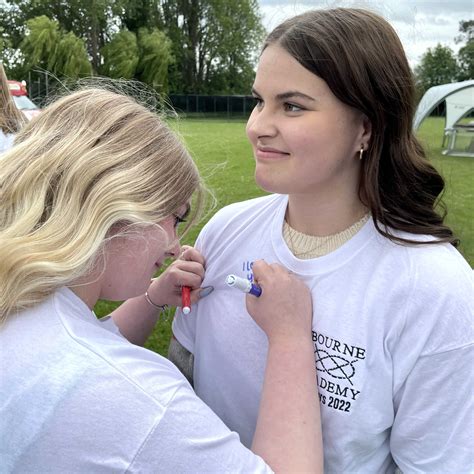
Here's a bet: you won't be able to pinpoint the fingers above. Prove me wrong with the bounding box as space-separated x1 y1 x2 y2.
245 260 313 339
252 260 292 288
179 246 205 266
149 246 209 309
165 266 203 292
159 246 206 294
189 286 214 304
173 260 205 281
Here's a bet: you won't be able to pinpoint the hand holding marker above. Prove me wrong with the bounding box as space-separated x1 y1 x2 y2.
225 274 262 297
182 275 259 314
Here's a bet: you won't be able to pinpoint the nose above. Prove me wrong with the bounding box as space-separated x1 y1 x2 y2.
165 240 181 259
246 105 277 141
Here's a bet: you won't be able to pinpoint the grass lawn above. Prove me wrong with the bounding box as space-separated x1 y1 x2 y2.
94 116 473 356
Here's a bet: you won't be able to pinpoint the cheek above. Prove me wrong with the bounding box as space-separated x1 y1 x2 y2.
287 127 324 157
150 229 172 255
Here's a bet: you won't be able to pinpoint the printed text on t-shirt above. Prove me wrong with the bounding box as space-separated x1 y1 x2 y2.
313 330 365 413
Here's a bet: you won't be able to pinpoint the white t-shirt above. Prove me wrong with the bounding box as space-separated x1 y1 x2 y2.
0 287 272 473
173 194 474 474
0 130 15 153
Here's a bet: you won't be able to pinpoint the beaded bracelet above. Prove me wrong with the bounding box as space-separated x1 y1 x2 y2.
145 291 168 312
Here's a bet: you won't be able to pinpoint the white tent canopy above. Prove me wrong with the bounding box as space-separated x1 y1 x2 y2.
414 80 474 130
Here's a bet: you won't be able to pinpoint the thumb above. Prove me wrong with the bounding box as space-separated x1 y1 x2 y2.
190 286 214 304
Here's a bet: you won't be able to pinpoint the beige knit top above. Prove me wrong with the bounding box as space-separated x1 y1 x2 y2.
283 214 370 259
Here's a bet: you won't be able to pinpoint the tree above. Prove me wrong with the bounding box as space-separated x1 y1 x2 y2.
119 0 162 33
101 29 139 79
415 44 459 95
457 41 474 81
55 31 94 77
20 16 61 72
20 16 91 77
455 20 474 45
162 0 265 94
456 20 474 81
1 0 119 72
101 27 173 92
2 0 265 93
136 28 173 92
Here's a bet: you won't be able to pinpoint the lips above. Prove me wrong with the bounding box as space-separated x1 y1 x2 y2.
255 145 290 159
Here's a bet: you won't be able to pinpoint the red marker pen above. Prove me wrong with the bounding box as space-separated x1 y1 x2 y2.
181 286 191 314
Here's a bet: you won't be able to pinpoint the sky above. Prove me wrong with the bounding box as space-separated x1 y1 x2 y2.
258 0 473 68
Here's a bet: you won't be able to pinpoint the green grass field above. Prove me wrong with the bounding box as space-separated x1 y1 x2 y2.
95 116 473 356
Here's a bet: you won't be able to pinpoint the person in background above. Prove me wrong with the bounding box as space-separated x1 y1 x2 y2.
0 63 26 153
170 8 473 473
0 87 322 473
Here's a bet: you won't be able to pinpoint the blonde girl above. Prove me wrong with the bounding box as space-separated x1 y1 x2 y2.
0 87 322 472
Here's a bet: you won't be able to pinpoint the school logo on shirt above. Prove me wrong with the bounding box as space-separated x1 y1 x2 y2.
312 330 365 413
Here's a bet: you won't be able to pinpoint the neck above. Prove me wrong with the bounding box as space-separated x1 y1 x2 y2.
68 272 102 310
286 192 367 237
68 284 100 310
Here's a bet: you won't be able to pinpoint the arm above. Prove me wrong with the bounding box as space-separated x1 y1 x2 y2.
247 261 323 474
110 246 207 346
391 345 473 472
135 260 322 473
168 336 194 386
390 254 473 471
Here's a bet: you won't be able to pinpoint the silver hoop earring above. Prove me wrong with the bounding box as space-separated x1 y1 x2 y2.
359 146 364 160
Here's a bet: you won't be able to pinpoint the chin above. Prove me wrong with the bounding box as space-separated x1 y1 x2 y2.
255 171 291 195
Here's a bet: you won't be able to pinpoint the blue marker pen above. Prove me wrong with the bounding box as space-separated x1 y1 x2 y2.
225 274 262 297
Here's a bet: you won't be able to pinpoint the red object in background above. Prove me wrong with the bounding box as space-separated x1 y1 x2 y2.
7 79 28 96
7 80 41 120
181 286 191 314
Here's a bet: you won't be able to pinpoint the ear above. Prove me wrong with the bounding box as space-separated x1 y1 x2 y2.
360 114 372 149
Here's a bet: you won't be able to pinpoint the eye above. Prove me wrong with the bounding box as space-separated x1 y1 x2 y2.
173 214 187 229
284 102 304 112
252 96 264 109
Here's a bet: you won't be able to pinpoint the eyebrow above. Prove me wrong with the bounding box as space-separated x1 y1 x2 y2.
252 88 316 102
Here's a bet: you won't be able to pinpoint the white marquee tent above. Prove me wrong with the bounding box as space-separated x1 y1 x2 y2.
414 80 474 157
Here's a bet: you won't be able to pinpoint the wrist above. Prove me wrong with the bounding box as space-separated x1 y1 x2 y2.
144 291 168 312
268 327 312 344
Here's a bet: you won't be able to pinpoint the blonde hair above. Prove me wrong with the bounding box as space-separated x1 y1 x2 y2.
0 63 27 134
0 87 204 319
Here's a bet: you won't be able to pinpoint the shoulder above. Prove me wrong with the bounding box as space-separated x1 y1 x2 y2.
383 229 472 286
404 242 472 318
198 193 284 244
79 331 192 406
208 193 283 224
53 295 193 409
377 233 473 353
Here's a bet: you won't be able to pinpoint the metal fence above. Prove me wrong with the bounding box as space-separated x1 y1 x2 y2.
26 71 52 107
24 72 254 118
168 94 255 118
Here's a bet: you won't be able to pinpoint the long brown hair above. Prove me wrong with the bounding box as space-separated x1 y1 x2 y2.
0 63 26 134
265 8 457 246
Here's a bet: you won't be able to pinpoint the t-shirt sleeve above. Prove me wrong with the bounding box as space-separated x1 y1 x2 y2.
390 344 473 473
128 384 273 473
97 314 123 337
390 252 474 472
